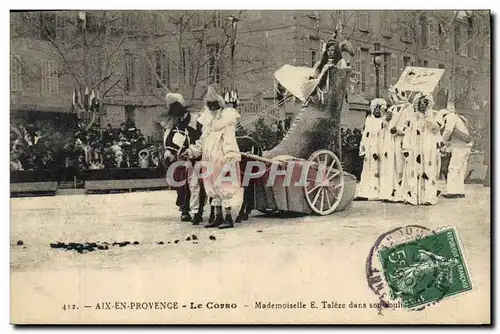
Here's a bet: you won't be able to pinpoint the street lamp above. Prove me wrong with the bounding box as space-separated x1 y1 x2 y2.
371 42 384 98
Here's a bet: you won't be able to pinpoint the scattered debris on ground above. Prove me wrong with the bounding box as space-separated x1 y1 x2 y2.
48 234 219 253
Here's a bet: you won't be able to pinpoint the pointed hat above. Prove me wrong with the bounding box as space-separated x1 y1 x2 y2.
205 85 225 107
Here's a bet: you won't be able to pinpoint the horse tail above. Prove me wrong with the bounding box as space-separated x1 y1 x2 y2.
236 135 263 157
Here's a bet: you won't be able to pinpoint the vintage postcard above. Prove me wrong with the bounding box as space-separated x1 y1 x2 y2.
9 9 491 324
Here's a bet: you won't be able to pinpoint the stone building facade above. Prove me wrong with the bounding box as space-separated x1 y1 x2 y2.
10 10 490 140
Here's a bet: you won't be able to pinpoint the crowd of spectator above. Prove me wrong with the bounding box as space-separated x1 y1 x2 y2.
72 120 162 171
10 122 55 172
10 119 163 172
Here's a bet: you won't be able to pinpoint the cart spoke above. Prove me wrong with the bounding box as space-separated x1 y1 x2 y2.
307 183 322 195
326 186 338 201
326 159 336 176
324 187 332 208
319 188 325 211
328 170 341 181
312 185 322 207
322 155 329 170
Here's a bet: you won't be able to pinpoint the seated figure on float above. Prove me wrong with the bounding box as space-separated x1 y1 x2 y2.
265 31 355 161
253 29 358 215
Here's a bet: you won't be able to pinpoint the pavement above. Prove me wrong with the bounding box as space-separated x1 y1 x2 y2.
10 185 491 324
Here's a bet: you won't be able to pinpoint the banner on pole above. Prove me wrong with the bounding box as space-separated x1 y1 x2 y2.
394 67 445 93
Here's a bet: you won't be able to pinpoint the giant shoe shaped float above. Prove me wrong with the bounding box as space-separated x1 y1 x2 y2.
252 64 358 216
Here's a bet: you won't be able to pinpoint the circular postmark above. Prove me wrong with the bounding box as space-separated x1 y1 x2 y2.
366 225 430 312
367 225 465 313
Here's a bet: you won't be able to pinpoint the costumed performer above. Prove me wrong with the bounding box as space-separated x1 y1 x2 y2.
186 86 241 229
163 92 207 224
357 98 387 200
379 86 414 202
439 106 474 199
401 92 443 205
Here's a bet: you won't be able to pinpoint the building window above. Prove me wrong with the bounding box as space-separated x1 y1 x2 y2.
56 16 68 41
155 51 168 88
383 54 389 89
403 56 411 68
438 64 445 88
181 47 187 85
145 52 154 90
360 48 369 92
124 52 136 92
188 47 196 85
311 49 317 67
40 12 56 40
358 12 370 32
40 59 58 94
11 54 22 92
381 12 391 37
438 22 446 51
467 70 473 98
390 54 398 85
212 11 222 28
207 43 220 84
170 48 179 87
354 48 361 83
191 12 206 30
420 15 428 48
42 62 58 94
125 105 136 125
468 27 474 58
455 25 461 54
429 19 438 50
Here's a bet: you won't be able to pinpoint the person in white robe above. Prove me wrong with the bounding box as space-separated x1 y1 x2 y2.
401 92 443 205
356 98 387 200
301 36 354 103
379 87 414 202
439 107 473 198
186 86 241 229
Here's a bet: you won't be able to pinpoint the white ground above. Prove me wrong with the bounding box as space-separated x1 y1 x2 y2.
10 185 490 324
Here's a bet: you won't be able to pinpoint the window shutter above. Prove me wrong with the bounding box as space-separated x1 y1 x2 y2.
171 47 179 86
391 53 398 85
355 48 361 82
381 12 391 37
358 12 369 32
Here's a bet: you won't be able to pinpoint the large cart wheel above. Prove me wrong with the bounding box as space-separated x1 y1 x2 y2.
304 150 344 215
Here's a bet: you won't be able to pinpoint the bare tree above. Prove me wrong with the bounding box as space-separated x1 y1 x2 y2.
127 10 274 103
14 11 149 127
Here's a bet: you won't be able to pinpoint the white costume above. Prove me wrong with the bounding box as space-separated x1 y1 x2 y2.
188 87 241 208
401 93 443 205
379 87 414 202
357 98 387 200
441 108 473 196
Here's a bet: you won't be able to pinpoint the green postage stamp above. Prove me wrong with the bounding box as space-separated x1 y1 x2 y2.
378 227 473 309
